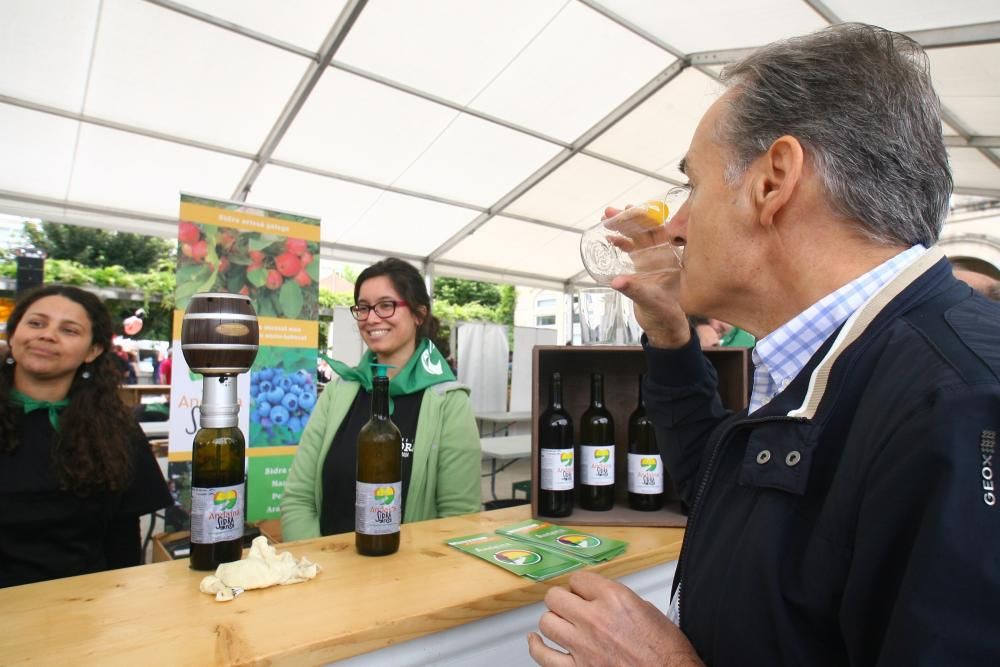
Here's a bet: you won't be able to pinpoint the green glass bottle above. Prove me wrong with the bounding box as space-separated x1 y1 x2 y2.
189 378 246 571
628 374 665 511
578 373 615 511
356 366 402 556
538 371 574 517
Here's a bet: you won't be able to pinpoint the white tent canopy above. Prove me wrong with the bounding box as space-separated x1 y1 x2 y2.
2 0 999 291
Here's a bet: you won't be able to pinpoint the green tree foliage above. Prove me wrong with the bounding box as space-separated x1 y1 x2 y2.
0 256 176 340
318 276 517 357
431 300 506 353
433 278 516 346
432 276 502 307
340 265 359 284
498 284 516 323
318 289 355 311
24 222 173 273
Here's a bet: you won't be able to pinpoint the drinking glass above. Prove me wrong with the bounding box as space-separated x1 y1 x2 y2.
577 288 620 345
579 187 687 285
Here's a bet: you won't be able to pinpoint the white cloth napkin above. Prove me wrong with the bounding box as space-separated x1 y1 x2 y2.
199 536 321 602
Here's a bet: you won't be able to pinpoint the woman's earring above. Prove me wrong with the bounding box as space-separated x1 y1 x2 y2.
4 356 13 366
81 364 92 380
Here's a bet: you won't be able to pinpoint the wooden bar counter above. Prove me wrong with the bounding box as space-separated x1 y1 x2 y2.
0 506 683 666
117 383 171 407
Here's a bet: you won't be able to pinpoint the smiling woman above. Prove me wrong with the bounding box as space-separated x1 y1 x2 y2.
281 258 481 541
0 285 171 588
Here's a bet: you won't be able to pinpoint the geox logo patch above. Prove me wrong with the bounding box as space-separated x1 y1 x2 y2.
982 430 996 507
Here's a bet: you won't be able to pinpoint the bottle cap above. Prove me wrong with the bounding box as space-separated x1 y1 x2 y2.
200 376 240 428
200 401 240 428
370 363 396 378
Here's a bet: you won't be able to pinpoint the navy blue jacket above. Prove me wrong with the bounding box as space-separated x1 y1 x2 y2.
645 252 1000 666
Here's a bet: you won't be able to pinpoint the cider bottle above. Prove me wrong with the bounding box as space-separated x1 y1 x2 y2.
628 374 665 511
538 371 574 517
190 378 245 571
578 373 615 511
356 365 402 556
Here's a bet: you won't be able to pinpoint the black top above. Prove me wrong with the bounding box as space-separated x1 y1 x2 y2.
113 354 130 382
319 388 422 535
0 410 172 588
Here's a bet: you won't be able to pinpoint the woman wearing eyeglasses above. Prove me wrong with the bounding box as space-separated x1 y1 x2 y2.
281 257 481 540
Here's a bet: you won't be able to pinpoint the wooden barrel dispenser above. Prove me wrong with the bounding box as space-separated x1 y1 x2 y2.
181 292 259 375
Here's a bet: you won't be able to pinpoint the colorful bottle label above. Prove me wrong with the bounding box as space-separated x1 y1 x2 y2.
580 444 615 486
628 453 664 494
190 483 245 544
355 480 402 535
540 448 574 491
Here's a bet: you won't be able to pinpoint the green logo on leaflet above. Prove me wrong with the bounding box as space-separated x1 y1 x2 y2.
374 486 396 506
594 448 611 463
556 534 601 549
493 549 542 566
213 490 238 509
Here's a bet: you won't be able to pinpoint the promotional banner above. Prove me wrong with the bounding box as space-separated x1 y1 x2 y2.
166 194 320 528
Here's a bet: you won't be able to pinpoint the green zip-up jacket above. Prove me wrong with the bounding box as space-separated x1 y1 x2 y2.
280 378 481 542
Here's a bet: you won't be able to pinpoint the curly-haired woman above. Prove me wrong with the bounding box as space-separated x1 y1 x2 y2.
0 285 171 587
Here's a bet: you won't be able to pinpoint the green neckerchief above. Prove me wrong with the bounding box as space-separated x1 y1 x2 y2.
720 326 756 348
10 389 70 431
324 339 455 414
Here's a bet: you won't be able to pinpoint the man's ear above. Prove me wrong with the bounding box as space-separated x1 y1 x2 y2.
751 135 804 228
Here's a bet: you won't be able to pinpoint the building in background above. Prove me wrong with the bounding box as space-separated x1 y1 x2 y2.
317 268 355 293
940 196 1000 279
514 287 578 345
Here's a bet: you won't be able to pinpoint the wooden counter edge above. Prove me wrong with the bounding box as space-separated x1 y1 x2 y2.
262 506 684 666
0 506 684 667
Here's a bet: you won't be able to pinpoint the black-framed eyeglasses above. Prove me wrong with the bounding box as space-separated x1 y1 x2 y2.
350 300 409 321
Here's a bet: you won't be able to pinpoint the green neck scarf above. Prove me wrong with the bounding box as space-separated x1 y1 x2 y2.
324 339 455 412
10 389 70 431
720 326 756 348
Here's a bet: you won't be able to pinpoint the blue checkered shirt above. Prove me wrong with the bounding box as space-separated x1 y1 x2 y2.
748 245 927 414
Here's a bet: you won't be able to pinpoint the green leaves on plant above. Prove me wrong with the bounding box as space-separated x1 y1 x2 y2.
246 265 268 288
249 234 282 252
279 280 303 319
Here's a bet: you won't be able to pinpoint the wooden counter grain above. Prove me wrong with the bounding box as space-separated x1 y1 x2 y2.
0 506 684 667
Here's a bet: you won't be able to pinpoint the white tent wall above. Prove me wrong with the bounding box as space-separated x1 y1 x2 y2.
455 322 509 414
328 305 366 367
1 0 998 289
510 326 559 415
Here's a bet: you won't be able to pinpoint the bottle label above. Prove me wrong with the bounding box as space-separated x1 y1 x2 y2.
628 453 664 494
190 483 245 544
540 448 574 491
356 480 402 535
580 444 615 486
